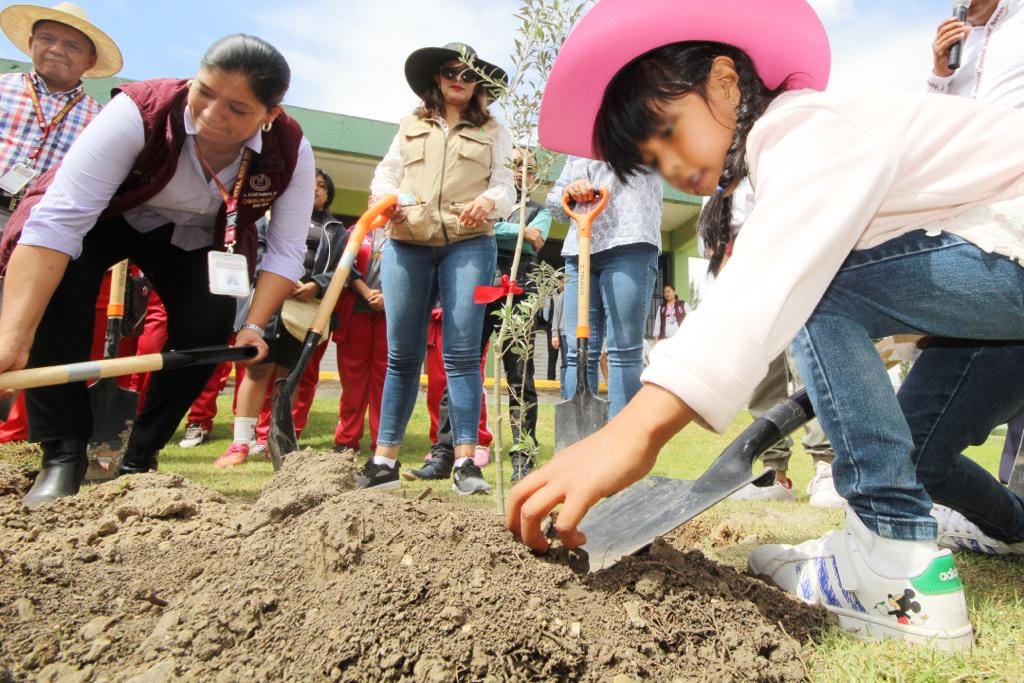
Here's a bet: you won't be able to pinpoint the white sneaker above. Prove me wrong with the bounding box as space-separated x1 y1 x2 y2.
178 423 209 448
807 461 845 509
729 475 796 502
748 507 974 651
932 504 1024 556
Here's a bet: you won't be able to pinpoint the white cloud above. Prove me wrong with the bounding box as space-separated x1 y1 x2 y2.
808 0 857 22
825 9 937 94
259 0 519 122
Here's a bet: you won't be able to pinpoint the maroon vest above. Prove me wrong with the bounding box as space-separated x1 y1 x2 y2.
0 78 303 277
657 300 687 340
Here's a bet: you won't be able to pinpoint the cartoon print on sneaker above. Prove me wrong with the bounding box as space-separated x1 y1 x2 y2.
874 588 928 626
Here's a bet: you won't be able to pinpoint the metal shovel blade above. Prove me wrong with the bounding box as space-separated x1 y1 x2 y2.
576 390 815 572
86 378 139 480
0 390 14 422
579 470 776 571
554 338 608 452
1008 450 1024 498
267 376 297 471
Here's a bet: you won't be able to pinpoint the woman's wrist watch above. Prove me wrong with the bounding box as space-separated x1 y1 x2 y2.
240 322 266 338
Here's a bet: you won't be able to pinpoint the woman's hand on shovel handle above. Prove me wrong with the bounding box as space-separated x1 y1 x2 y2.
565 179 597 203
233 327 268 365
507 384 696 553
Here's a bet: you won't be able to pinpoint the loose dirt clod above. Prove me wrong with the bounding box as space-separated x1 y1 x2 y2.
0 452 829 681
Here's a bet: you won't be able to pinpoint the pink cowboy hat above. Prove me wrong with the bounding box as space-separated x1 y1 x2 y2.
539 0 831 159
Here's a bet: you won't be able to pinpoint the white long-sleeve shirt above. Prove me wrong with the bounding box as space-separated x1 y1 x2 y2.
926 0 1024 109
370 117 515 219
642 89 1024 432
18 92 315 282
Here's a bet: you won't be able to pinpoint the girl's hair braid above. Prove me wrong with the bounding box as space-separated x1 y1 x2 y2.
699 54 780 274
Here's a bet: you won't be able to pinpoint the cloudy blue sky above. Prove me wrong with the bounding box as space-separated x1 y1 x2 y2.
1 0 952 122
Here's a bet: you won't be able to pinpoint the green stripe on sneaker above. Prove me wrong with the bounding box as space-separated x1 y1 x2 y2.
911 554 963 595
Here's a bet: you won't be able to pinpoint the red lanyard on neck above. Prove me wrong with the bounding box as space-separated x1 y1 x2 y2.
22 74 85 166
194 143 253 253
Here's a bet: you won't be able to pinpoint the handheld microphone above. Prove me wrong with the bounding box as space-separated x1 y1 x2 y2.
948 0 972 71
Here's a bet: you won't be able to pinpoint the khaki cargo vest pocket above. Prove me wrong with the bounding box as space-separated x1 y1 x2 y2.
454 129 493 170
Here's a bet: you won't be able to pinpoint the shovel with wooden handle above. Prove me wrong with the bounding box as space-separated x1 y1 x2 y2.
266 194 397 470
554 188 610 453
86 260 139 479
576 390 814 572
0 345 257 391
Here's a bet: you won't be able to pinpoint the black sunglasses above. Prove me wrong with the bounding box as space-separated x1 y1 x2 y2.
439 66 481 84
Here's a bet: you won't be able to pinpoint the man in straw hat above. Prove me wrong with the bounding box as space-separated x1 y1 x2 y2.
0 2 121 442
0 2 122 216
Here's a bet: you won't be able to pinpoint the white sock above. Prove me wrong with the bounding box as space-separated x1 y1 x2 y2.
233 417 257 444
454 457 471 468
372 455 397 468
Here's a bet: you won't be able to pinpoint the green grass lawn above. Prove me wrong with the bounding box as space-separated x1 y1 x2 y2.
5 392 1023 680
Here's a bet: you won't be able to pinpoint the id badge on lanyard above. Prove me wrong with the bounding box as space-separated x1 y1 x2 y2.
1 75 82 195
0 162 39 195
199 146 254 297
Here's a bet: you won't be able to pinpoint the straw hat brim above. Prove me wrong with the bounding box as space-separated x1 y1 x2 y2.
0 3 122 78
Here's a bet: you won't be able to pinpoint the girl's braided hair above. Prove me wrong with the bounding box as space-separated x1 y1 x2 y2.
592 42 789 274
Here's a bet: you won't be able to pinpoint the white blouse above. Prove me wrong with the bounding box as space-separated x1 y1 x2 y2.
642 89 1024 432
19 92 315 282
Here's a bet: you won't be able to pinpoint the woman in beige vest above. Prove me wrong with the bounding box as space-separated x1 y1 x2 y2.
358 42 515 495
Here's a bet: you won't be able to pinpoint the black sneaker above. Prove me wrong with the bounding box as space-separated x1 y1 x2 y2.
356 459 400 490
510 452 535 483
452 460 491 496
404 445 454 480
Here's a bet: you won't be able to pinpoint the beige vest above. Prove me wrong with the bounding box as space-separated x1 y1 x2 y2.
389 114 500 246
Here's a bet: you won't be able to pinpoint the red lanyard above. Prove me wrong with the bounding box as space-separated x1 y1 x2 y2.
194 144 253 253
22 74 85 166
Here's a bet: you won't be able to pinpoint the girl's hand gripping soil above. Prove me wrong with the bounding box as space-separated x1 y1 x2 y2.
506 384 696 553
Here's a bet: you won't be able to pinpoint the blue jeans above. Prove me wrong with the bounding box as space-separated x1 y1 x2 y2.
377 235 496 448
790 230 1024 542
562 243 658 417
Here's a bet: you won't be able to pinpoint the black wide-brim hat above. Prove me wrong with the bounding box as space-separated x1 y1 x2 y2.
404 42 508 99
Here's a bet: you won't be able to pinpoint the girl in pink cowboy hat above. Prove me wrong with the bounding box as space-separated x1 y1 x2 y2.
508 0 1024 651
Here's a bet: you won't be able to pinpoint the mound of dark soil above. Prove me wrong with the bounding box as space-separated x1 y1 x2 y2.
0 451 829 681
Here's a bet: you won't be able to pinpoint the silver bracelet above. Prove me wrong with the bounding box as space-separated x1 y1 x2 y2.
240 322 266 338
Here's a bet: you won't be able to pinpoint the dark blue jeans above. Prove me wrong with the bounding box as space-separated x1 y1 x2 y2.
791 230 1024 542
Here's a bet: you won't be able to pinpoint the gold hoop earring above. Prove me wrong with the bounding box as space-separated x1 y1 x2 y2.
262 121 273 133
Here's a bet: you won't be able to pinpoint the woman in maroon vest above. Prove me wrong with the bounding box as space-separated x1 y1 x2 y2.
0 34 315 508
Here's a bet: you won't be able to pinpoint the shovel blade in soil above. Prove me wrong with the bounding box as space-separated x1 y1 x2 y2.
577 390 815 572
87 378 139 479
578 470 776 572
267 377 296 471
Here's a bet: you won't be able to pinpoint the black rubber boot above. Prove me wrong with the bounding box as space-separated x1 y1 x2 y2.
117 446 159 476
403 445 454 480
23 438 88 510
